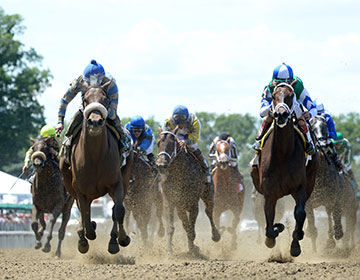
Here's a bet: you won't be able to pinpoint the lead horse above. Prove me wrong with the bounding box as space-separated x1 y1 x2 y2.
30 137 74 258
60 81 133 254
212 139 245 249
157 127 220 255
250 81 319 257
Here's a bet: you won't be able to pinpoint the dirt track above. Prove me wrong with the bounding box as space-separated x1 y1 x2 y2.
1 218 360 280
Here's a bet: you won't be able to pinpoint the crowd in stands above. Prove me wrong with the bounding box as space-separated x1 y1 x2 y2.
0 211 32 231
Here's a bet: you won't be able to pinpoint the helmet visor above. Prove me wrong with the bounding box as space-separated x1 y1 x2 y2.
132 128 143 133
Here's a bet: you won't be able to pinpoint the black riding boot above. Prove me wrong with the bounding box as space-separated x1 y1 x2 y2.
252 120 272 151
108 116 132 155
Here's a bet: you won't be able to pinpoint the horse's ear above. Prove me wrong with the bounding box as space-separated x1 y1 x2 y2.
226 136 231 143
290 79 297 88
101 80 111 92
30 137 36 143
158 126 163 134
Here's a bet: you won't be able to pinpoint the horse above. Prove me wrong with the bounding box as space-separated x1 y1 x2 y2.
30 137 74 258
305 115 344 251
252 190 285 244
59 81 133 254
124 150 165 246
250 81 319 257
211 139 245 249
157 127 221 255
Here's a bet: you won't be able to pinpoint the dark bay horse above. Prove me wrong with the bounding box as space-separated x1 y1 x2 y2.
60 81 133 254
306 115 344 251
157 128 220 255
212 139 244 249
124 150 164 246
30 137 74 257
250 81 319 257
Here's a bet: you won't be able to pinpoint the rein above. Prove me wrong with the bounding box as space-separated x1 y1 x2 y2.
158 131 178 164
272 83 296 127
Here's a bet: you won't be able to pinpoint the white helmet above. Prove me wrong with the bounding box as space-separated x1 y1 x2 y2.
315 99 324 114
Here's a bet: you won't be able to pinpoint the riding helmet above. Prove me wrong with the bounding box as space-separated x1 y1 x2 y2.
172 105 189 123
272 63 294 82
83 59 105 80
130 115 145 129
332 132 344 144
40 125 56 138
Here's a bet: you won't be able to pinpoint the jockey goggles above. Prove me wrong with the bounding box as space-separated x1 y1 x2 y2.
173 114 188 122
132 128 143 133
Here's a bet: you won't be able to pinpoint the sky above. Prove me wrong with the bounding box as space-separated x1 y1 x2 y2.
2 0 360 126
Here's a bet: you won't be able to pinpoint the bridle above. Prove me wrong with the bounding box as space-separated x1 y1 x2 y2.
272 83 295 128
158 131 179 165
215 140 231 163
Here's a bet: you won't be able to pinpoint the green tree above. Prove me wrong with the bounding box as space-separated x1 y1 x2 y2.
0 8 51 174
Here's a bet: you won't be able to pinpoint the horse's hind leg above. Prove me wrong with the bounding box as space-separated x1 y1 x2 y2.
305 204 318 252
154 190 165 238
290 186 307 257
332 200 344 241
31 205 43 249
55 196 74 258
200 184 221 242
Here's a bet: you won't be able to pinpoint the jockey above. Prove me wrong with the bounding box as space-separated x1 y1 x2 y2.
332 132 360 198
252 63 316 155
55 59 131 161
208 132 244 186
164 105 211 183
313 99 342 170
125 115 159 178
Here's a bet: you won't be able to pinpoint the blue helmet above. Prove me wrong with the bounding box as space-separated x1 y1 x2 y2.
130 115 145 130
172 105 189 123
83 59 105 80
272 63 293 82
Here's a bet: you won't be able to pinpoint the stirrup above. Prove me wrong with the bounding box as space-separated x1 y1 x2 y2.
252 140 261 151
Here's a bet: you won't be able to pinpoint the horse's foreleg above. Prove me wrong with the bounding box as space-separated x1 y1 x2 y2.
332 200 343 241
55 196 74 258
75 199 89 254
77 195 95 241
290 185 307 257
230 209 241 250
264 194 283 248
163 195 175 255
43 208 61 253
31 205 43 249
112 182 130 249
200 183 221 242
154 190 165 238
305 203 318 252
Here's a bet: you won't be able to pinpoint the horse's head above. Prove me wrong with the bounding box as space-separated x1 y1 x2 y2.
156 127 179 174
272 80 297 128
31 137 52 172
310 115 328 148
82 81 111 136
215 139 231 170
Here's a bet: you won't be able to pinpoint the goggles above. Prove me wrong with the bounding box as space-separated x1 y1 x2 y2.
173 114 187 122
132 128 143 133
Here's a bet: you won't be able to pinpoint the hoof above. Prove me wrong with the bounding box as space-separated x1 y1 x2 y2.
290 239 301 257
91 221 97 230
42 244 51 253
326 238 336 249
293 230 304 241
189 245 200 256
55 250 61 258
34 241 42 250
265 237 276 248
212 229 221 242
78 239 89 254
108 239 120 254
119 235 131 247
334 226 343 240
274 223 285 233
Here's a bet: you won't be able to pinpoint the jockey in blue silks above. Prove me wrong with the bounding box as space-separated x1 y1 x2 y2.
252 63 317 156
313 99 342 170
125 116 158 176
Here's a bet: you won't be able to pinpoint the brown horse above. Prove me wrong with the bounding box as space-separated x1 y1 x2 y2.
124 150 165 246
250 81 319 257
212 139 244 249
157 127 220 255
60 81 133 254
30 137 74 258
306 115 344 251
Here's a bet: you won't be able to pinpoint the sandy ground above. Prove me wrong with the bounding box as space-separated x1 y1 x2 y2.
1 210 360 280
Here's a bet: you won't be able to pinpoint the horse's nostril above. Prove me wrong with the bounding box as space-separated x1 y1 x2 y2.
274 112 279 118
98 119 103 126
87 119 93 126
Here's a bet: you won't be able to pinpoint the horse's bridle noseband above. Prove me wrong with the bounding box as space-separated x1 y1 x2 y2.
215 140 231 163
158 131 178 164
272 83 295 128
